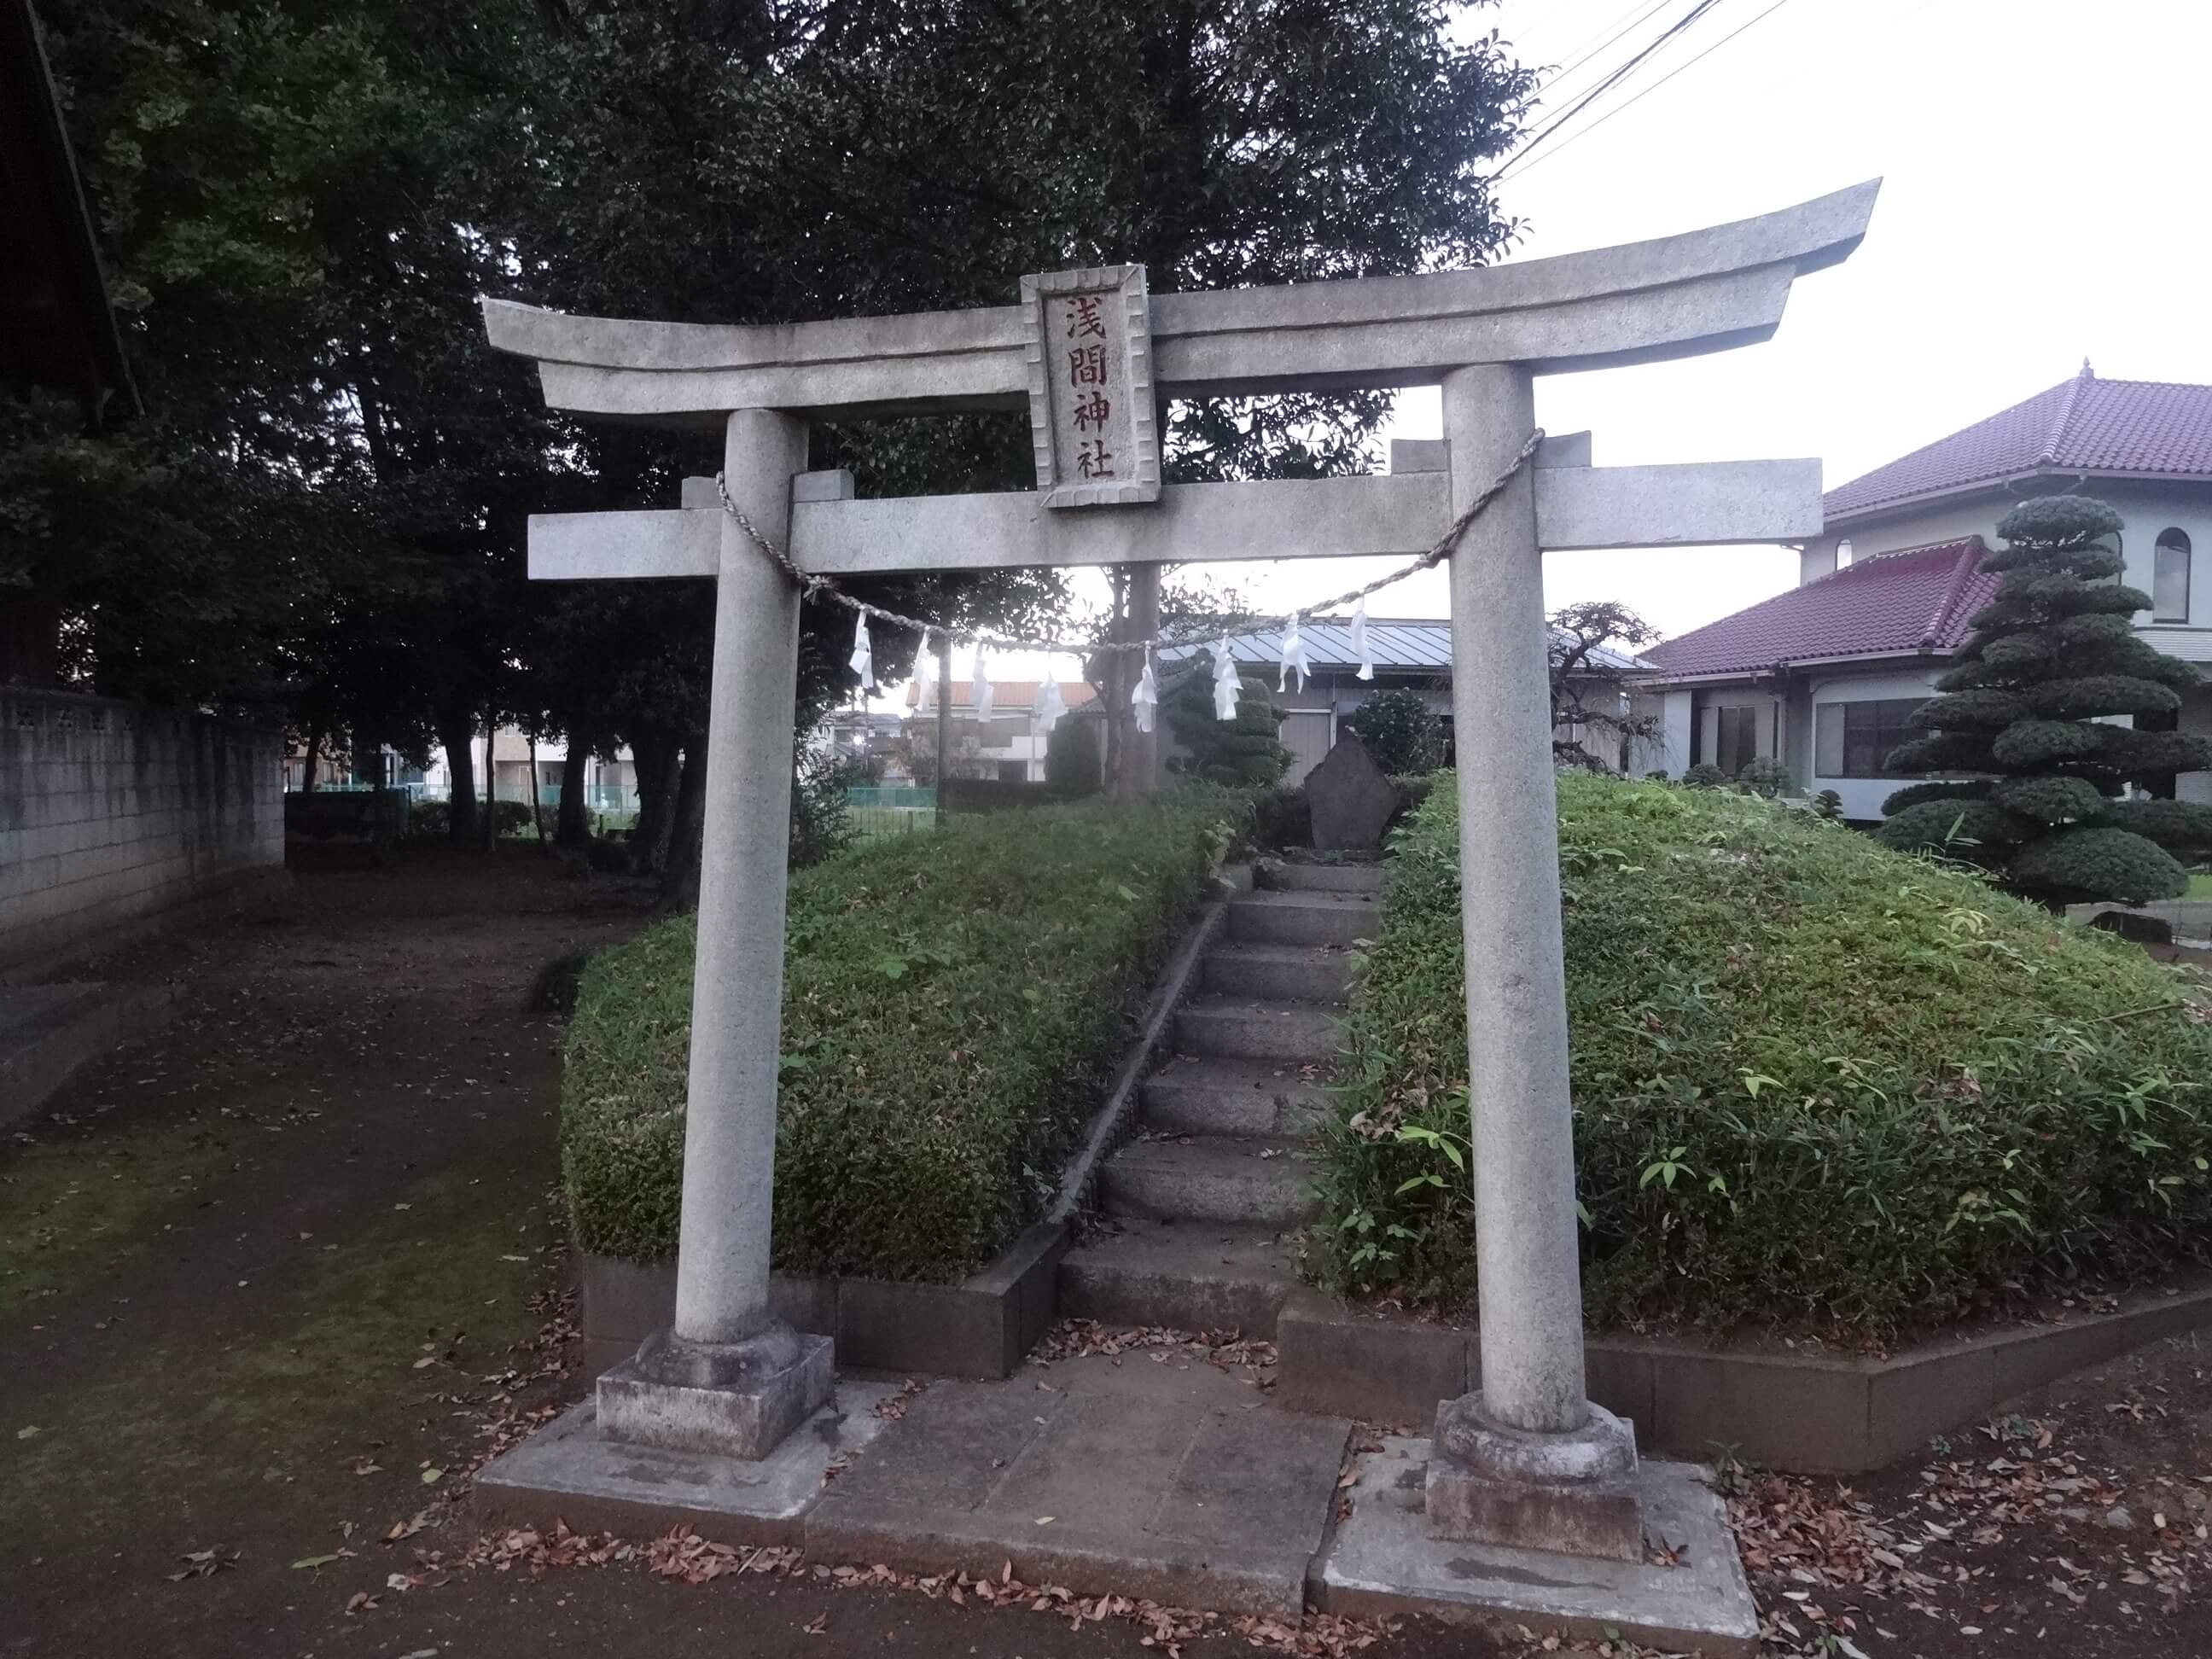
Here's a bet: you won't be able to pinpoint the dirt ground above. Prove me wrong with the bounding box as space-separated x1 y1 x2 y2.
3 847 2209 1659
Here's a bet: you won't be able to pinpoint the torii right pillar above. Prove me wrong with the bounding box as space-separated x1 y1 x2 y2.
1432 362 1642 1559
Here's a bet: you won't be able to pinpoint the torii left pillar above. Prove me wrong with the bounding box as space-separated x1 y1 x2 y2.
593 409 835 1458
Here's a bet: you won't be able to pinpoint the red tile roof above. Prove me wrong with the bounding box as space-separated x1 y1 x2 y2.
1825 367 2212 521
1643 538 1995 678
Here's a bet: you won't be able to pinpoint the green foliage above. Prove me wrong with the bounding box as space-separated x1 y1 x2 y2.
1990 774 2107 825
2007 827 2186 904
1346 690 1445 775
1045 718 1105 796
789 750 869 870
1312 776 2212 1336
1681 763 1729 789
1888 496 2212 905
1881 779 1991 816
1161 666 1293 787
1732 757 1792 799
1811 789 1844 820
561 789 1245 1278
2107 799 2212 850
1875 798 2031 854
1249 783 1313 852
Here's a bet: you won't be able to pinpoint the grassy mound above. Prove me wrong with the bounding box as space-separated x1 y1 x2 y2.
562 787 1245 1281
1314 774 2212 1337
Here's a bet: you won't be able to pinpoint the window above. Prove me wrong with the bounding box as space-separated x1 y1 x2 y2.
1814 698 1923 778
2154 528 2192 623
996 760 1027 783
1715 705 1761 775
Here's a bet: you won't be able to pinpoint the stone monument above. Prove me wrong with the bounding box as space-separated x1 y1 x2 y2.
483 181 1878 1561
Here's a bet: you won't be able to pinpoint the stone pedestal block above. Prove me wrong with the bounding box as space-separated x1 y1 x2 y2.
597 1326 834 1460
1425 1394 1644 1563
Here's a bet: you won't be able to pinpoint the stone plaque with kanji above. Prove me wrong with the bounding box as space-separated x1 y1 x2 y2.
1021 265 1161 509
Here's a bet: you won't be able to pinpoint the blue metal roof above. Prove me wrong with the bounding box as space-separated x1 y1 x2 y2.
1158 616 1648 675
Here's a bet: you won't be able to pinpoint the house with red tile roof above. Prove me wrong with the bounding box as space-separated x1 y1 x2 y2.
1641 365 2212 818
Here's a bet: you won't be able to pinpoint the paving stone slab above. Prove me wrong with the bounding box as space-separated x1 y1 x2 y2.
470 1382 894 1545
1057 1220 1297 1335
1312 1437 1757 1658
806 1377 1350 1617
1142 1054 1328 1137
1099 1136 1318 1226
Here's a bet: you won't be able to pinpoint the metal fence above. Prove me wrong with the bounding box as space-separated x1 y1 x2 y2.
846 785 937 841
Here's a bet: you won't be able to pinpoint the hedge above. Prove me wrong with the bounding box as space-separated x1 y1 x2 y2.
1313 774 2212 1337
561 786 1246 1280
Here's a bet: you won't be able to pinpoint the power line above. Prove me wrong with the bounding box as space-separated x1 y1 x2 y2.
1494 0 1726 177
1545 0 1678 101
1499 0 1802 182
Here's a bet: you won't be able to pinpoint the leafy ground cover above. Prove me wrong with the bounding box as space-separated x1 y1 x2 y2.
1313 775 2212 1337
562 787 1247 1280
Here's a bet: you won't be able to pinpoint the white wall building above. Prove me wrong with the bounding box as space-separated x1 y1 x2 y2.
1639 367 2212 818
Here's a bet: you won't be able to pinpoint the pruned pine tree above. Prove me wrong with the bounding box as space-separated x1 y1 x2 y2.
1878 495 2212 904
1161 665 1292 788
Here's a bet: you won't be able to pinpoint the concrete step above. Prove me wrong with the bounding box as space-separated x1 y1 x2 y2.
1143 1055 1331 1137
1226 889 1379 949
1056 1219 1300 1336
1258 861 1385 895
1201 941 1354 1004
1098 1135 1318 1226
1174 996 1342 1065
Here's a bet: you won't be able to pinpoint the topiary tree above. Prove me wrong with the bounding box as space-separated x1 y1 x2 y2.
1344 688 1446 774
1161 662 1293 787
1878 495 2212 904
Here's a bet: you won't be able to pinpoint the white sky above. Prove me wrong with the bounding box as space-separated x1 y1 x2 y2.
881 0 2212 702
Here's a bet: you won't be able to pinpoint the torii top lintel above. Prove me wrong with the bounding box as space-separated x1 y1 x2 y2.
480 181 1878 428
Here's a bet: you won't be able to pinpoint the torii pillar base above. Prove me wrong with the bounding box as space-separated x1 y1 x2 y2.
597 1326 835 1461
1424 1394 1644 1563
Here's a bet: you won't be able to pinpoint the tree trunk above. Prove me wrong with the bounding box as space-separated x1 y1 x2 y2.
657 731 709 909
436 704 480 843
556 741 591 847
481 707 498 852
301 723 325 793
527 733 549 850
631 726 682 873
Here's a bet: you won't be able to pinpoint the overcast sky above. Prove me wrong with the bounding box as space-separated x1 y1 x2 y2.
887 0 2212 700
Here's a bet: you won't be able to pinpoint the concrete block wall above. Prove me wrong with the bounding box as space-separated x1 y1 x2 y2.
1 688 283 973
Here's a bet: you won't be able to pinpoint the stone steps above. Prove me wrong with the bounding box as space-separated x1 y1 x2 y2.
1174 996 1342 1066
1201 941 1355 1004
1097 1135 1318 1226
1257 862 1385 895
1142 1054 1330 1138
1055 1218 1299 1336
1226 889 1379 950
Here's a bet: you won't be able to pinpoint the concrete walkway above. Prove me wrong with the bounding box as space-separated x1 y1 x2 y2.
1057 863 1380 1336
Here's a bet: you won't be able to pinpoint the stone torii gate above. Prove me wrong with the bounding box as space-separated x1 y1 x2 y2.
483 179 1877 1559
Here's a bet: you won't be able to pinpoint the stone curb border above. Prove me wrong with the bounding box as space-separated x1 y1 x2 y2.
577 869 1249 1382
1275 1278 2212 1474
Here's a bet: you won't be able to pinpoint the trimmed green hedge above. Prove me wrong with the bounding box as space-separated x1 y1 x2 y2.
1314 774 2212 1336
562 787 1246 1279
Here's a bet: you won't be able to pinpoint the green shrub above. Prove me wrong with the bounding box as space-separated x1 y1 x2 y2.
1681 762 1728 789
1732 757 1791 799
1313 773 2212 1337
1161 665 1293 787
1345 690 1445 775
562 787 1247 1279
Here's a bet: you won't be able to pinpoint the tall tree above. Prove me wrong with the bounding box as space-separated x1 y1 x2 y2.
1880 496 2212 905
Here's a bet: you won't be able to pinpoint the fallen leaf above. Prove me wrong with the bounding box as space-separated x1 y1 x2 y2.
291 1555 341 1570
15 1426 39 1441
420 1467 443 1485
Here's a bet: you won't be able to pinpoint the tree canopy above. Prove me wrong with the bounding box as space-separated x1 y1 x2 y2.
10 0 1534 852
